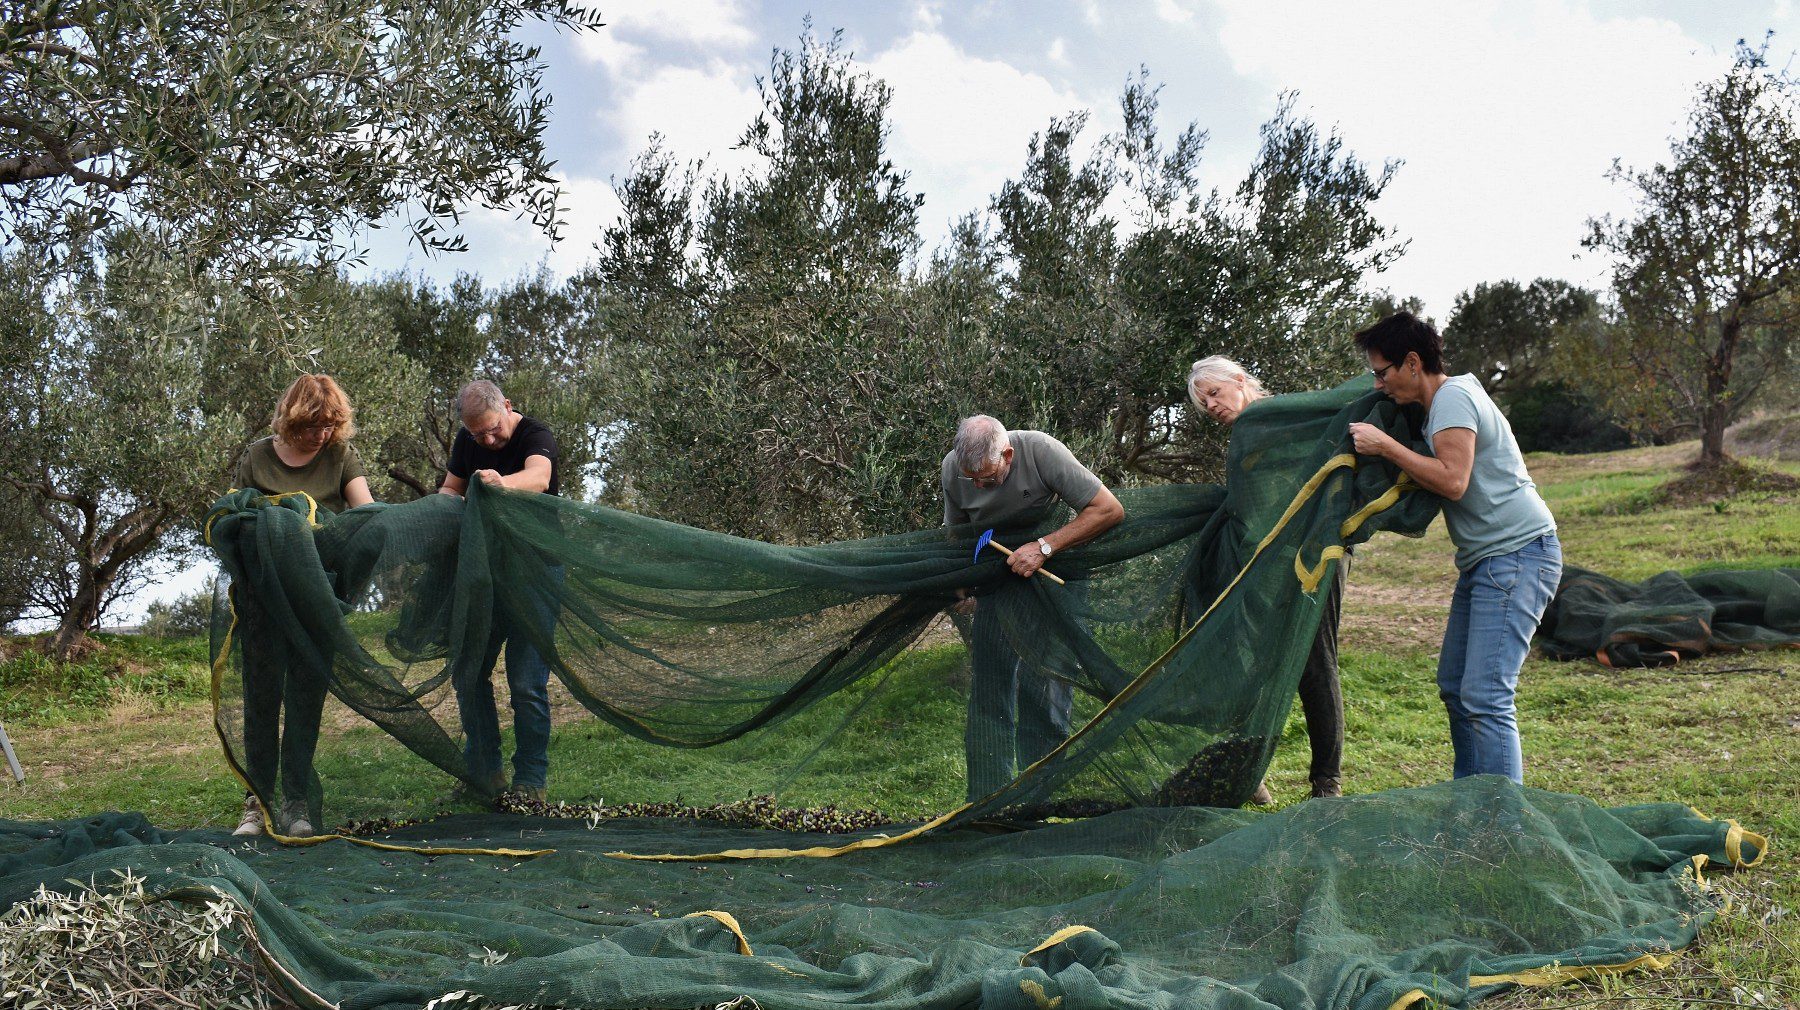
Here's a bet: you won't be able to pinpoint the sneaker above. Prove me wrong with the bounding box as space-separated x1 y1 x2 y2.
278 799 315 839
1310 777 1343 798
1250 781 1274 805
232 795 266 837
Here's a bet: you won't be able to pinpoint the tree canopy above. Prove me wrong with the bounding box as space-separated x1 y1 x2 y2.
0 0 602 271
586 38 1402 540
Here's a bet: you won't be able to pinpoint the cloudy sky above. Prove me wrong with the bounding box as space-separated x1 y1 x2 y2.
355 0 1800 318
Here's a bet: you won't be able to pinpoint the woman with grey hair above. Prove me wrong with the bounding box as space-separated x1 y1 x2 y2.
1188 355 1346 802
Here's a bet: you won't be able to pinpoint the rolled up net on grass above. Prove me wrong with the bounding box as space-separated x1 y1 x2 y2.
1538 566 1800 668
205 378 1438 848
0 781 1768 1010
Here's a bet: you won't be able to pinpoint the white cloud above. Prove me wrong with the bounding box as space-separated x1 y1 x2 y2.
574 0 756 70
546 174 628 272
568 0 764 217
517 59 760 278
603 61 764 177
1211 0 1731 313
1156 0 1197 24
1082 0 1103 28
577 31 646 75
349 172 623 287
869 31 1085 241
1048 37 1069 63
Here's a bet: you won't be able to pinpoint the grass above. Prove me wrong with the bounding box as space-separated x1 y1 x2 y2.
0 634 210 725
2 436 1797 1007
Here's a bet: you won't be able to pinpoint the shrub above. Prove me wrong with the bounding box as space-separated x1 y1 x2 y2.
1502 381 1635 454
142 589 215 639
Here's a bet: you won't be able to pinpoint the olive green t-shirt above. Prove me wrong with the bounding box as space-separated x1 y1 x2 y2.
940 430 1104 529
234 437 367 516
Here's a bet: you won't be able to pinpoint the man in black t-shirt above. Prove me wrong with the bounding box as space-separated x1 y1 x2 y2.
439 379 560 804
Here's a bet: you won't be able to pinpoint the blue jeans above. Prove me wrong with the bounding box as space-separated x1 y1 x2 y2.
457 568 561 789
1435 533 1562 783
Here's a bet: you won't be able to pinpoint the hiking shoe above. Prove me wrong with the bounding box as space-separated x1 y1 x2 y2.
1250 781 1274 805
1310 776 1342 798
278 799 315 839
510 783 547 805
448 771 510 808
232 795 266 837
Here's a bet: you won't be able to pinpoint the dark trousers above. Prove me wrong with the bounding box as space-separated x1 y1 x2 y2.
455 566 562 790
240 599 328 806
965 603 1073 801
1296 559 1346 782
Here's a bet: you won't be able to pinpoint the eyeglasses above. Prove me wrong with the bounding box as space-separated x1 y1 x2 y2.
958 467 1007 490
1370 359 1405 381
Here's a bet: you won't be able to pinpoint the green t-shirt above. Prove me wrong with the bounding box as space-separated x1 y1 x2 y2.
1425 375 1556 570
234 436 367 516
940 430 1103 529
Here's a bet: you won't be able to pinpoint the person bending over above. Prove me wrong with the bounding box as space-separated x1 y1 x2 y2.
941 414 1124 801
1347 312 1560 784
439 379 561 804
231 373 376 838
1189 355 1346 802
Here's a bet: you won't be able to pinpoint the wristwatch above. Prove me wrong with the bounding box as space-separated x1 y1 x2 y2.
1038 538 1054 557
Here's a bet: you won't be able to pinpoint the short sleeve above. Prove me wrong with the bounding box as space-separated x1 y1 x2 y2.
1426 382 1481 440
1033 435 1104 512
447 431 472 479
340 444 367 482
519 423 558 464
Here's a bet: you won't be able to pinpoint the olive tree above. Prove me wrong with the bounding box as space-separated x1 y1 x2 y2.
1584 41 1800 467
1442 279 1599 395
0 239 427 657
585 41 1400 538
0 0 602 269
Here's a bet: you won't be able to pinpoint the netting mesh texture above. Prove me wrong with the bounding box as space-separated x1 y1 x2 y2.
12 375 1759 1009
203 379 1435 840
0 782 1767 1010
1538 565 1800 668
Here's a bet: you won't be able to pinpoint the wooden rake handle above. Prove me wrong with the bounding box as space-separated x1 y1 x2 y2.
986 540 1068 586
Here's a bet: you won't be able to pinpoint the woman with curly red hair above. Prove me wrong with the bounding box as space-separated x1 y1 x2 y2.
229 374 375 838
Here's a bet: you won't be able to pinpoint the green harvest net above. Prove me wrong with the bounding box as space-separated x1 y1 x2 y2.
0 784 1769 1010
1538 565 1800 668
201 378 1438 841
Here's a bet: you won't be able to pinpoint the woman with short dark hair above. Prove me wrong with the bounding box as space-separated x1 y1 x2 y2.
1346 312 1560 783
229 374 376 837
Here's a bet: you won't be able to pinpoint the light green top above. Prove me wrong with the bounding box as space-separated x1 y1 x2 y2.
1425 375 1556 570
